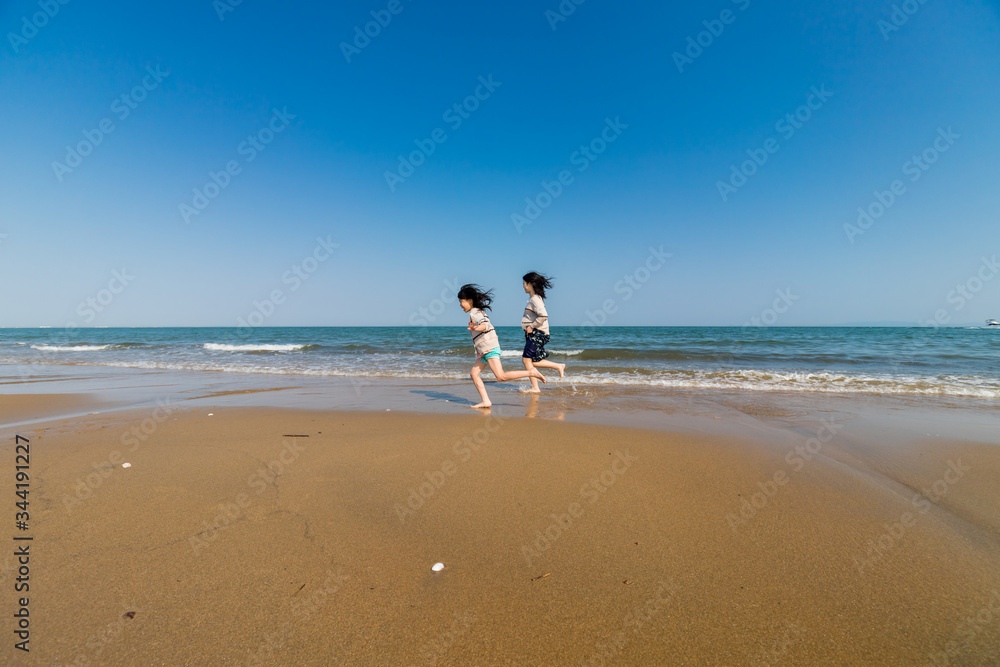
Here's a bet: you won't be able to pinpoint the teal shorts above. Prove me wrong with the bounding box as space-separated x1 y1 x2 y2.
479 347 501 363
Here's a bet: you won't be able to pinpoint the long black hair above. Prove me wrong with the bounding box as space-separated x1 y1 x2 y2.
457 284 494 311
522 272 553 299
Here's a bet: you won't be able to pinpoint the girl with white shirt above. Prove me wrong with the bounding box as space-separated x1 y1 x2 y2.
520 272 566 393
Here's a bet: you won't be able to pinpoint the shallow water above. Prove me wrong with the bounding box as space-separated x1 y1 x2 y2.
2 326 999 398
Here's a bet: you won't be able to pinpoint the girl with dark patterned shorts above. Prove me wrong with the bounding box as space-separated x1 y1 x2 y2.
520 272 566 392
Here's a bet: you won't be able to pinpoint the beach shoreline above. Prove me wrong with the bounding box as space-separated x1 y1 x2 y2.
5 362 1000 441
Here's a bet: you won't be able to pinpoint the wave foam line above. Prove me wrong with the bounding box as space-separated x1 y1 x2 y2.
6 357 1000 399
499 349 584 357
203 343 309 352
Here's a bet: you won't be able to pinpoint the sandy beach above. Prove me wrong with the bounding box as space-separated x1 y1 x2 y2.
3 390 999 665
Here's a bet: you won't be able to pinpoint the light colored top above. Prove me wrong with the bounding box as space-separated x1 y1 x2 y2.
521 294 549 335
469 307 500 357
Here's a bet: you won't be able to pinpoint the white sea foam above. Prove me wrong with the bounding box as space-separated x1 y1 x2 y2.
14 357 996 399
31 344 111 352
499 349 583 357
203 343 308 352
554 369 1000 399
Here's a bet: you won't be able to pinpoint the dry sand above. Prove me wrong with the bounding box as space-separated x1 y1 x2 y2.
2 396 1000 665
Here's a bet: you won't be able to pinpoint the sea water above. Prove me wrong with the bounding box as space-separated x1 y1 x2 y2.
2 326 999 399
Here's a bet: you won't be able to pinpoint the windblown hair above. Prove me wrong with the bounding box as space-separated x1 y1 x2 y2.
522 272 554 299
457 283 494 311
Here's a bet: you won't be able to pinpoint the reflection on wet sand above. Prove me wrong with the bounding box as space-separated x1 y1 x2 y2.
524 393 565 420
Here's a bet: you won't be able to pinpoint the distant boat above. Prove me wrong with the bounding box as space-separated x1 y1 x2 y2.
987 319 1000 327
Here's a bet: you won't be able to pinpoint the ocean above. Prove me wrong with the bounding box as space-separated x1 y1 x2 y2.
2 326 999 399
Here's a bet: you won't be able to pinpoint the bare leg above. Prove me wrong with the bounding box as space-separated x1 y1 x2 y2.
486 357 545 383
532 359 565 379
522 357 541 393
469 362 492 408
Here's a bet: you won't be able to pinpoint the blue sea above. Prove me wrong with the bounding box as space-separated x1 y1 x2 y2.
2 326 999 399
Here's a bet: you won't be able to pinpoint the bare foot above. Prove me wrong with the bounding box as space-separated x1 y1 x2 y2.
523 387 541 394
556 363 566 380
470 402 492 409
531 370 547 383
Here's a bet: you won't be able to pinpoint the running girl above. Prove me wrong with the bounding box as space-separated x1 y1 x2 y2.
521 272 566 392
458 283 545 409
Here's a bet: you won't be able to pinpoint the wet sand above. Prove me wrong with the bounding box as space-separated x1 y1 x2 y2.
0 392 101 427
2 395 999 665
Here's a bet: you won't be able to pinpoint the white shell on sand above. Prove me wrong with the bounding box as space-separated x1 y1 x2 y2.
431 562 444 572
122 462 132 468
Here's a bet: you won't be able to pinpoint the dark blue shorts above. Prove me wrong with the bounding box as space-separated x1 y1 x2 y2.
522 331 550 363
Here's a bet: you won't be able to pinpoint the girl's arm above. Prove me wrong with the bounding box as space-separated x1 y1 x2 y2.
469 313 489 332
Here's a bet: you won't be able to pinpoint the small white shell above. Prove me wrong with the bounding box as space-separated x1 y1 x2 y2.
122 462 132 468
431 562 444 572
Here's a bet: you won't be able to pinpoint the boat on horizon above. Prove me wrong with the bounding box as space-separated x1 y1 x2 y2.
987 319 999 327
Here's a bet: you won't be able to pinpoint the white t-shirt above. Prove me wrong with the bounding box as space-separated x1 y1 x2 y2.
469 308 500 356
521 294 550 335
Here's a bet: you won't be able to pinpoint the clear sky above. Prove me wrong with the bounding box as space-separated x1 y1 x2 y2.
2 0 999 327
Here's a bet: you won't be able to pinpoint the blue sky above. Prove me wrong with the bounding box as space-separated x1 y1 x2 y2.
2 0 999 327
